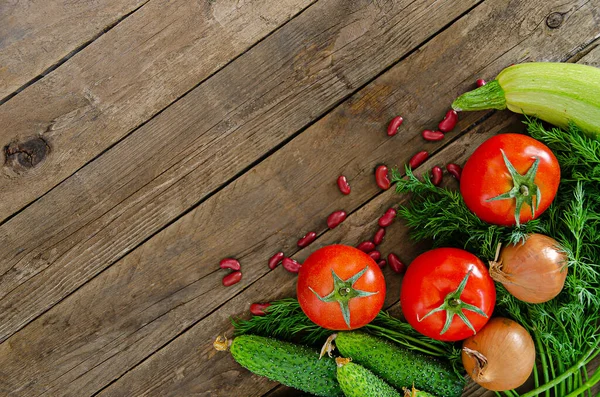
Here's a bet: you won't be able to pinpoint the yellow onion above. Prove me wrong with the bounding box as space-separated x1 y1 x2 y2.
462 317 535 391
489 233 567 303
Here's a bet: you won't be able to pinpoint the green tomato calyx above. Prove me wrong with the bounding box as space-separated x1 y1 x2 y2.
486 149 541 226
310 266 378 329
418 269 488 335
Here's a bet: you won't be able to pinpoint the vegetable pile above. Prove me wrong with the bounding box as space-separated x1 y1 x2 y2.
214 62 600 396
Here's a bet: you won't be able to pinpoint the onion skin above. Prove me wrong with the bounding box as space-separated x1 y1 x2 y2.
462 317 535 391
490 233 567 303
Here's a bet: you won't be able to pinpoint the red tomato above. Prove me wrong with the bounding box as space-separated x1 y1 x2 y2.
460 133 560 226
400 248 495 341
297 244 386 330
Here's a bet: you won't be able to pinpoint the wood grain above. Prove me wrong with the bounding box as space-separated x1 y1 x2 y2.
0 0 482 343
2 0 599 395
0 0 149 101
0 0 314 222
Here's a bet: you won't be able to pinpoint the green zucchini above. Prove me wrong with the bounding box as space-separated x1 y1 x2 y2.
335 357 402 397
451 62 600 139
214 334 342 397
334 332 464 397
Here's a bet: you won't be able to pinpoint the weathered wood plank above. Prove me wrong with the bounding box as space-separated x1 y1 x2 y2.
0 0 314 221
2 1 599 396
0 0 149 101
0 0 482 343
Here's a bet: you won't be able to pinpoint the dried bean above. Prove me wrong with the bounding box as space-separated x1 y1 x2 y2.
377 259 387 268
282 257 302 273
327 210 347 229
375 165 391 190
447 163 463 181
387 116 404 136
431 166 443 186
268 252 284 270
387 253 406 274
378 208 397 227
408 151 429 169
222 271 242 286
337 175 351 195
373 227 385 245
438 110 458 133
250 302 271 316
368 250 381 262
297 231 317 248
476 79 487 87
422 130 445 142
357 241 376 252
220 258 241 271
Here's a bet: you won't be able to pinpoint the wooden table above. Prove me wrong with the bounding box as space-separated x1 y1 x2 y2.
1 0 599 395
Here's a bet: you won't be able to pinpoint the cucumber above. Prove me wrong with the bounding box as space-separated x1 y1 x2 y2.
335 357 402 397
334 332 464 397
402 386 438 397
214 334 342 397
451 62 600 139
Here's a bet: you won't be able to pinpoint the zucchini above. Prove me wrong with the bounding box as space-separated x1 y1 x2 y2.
214 334 342 397
335 357 402 397
451 62 600 139
334 332 464 397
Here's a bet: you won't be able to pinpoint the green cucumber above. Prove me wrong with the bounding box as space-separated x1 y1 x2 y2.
334 332 464 397
215 334 342 397
451 62 600 139
335 357 402 397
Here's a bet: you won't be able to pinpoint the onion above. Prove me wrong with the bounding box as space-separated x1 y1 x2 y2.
462 317 535 391
489 233 567 303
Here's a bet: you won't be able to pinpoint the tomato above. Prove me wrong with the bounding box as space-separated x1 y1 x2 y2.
460 133 560 226
297 244 386 330
400 248 495 341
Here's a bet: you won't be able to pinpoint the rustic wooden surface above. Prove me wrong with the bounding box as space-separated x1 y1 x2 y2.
0 0 599 396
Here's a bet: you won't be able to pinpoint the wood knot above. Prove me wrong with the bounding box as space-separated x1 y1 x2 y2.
546 12 564 29
4 137 50 171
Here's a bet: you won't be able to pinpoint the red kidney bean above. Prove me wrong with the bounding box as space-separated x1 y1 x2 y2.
282 257 302 273
297 231 317 248
447 163 463 181
375 165 391 190
377 259 387 268
476 79 486 87
438 110 458 133
373 227 385 245
327 210 347 229
250 302 271 316
431 166 443 186
337 175 351 195
387 253 406 274
378 208 397 228
408 151 429 169
387 116 404 136
268 252 284 270
368 250 381 262
222 271 242 286
357 241 376 252
422 130 445 142
220 258 241 271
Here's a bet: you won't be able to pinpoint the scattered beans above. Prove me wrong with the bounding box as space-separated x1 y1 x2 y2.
220 258 241 271
327 210 347 229
422 130 445 142
368 250 381 262
378 208 397 227
476 79 487 87
282 257 302 273
268 252 284 270
337 175 351 195
408 151 429 169
375 165 391 190
387 253 406 274
447 163 463 181
377 259 387 268
438 110 458 133
250 302 271 316
431 166 443 186
222 271 243 286
357 241 376 252
373 227 385 245
387 116 404 136
297 231 317 248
